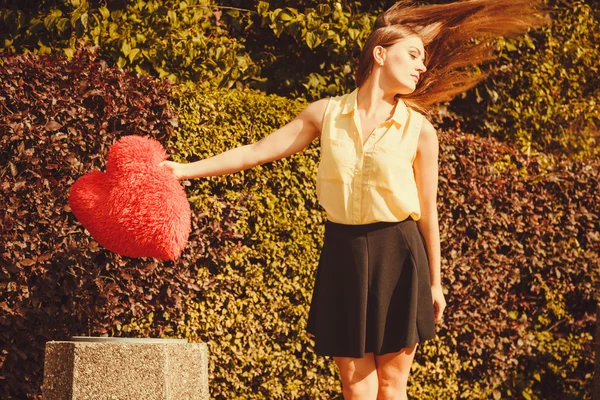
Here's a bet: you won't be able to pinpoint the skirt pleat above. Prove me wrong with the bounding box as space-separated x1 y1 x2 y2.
306 217 436 358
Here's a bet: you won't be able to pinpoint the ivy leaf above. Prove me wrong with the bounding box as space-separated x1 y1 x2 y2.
279 10 294 22
317 4 331 16
56 18 68 33
305 31 319 49
347 28 360 41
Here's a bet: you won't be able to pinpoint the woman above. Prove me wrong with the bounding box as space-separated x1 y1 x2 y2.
161 1 545 398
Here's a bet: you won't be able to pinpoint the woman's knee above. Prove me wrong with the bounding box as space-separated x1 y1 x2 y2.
334 354 379 399
343 382 378 399
374 346 417 399
377 379 408 400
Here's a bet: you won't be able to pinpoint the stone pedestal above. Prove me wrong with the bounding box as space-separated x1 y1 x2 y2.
42 337 209 400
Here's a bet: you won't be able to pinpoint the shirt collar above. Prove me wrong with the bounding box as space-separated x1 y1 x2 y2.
340 88 359 115
340 88 409 126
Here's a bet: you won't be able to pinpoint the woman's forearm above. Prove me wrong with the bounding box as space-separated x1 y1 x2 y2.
164 100 326 180
416 208 442 288
180 144 258 179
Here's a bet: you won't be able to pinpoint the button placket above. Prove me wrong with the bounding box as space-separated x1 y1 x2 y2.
351 145 363 224
349 111 360 224
351 120 390 223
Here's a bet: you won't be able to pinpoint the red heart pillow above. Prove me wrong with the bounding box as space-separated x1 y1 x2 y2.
68 135 191 260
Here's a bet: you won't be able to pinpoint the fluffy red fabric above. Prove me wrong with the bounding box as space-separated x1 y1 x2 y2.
68 135 191 260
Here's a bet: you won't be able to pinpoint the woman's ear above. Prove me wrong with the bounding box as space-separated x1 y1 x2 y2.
372 45 386 66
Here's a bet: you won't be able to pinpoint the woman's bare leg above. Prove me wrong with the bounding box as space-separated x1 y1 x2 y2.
333 353 379 400
374 343 418 400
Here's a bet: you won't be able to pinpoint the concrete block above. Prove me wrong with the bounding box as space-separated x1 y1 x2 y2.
42 337 209 400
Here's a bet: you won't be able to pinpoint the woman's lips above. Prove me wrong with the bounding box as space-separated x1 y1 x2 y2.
411 74 419 83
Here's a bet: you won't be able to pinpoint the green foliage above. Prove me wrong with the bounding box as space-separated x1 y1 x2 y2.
236 0 600 156
0 49 241 399
2 15 598 400
163 83 337 398
2 0 597 156
0 0 257 86
246 0 377 99
125 83 598 399
224 0 600 156
444 0 600 157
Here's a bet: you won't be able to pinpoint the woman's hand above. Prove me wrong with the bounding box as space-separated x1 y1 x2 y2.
431 284 446 323
159 160 187 180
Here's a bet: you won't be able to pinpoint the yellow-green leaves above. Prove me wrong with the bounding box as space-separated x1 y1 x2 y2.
98 6 110 20
128 48 141 63
63 47 74 58
455 0 600 158
304 31 320 49
1 0 257 89
121 41 131 57
43 8 63 31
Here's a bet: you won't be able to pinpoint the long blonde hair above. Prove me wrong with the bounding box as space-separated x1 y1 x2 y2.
355 0 548 112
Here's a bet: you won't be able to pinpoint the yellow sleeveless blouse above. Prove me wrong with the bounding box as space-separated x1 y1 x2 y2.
316 88 424 225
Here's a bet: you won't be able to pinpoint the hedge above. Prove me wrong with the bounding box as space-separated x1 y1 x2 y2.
0 0 256 87
1 49 598 399
0 49 241 399
448 0 600 158
155 84 597 399
2 0 599 157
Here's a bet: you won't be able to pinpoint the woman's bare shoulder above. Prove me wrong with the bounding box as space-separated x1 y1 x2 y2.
302 98 330 118
298 98 331 131
419 116 437 138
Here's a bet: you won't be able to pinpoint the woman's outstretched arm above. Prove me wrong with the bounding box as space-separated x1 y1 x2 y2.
161 98 329 180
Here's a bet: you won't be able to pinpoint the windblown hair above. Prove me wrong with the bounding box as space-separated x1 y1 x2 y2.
355 0 548 112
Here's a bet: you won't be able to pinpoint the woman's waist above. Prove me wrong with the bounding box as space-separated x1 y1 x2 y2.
325 215 415 234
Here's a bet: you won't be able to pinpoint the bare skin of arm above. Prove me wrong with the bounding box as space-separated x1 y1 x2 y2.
413 117 447 323
160 99 329 180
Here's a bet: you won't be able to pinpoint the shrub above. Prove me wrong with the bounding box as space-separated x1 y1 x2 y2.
0 48 240 399
0 0 257 86
433 129 597 400
448 0 600 157
163 83 338 398
1 49 597 399
151 84 597 399
246 0 600 156
2 0 598 156
244 0 376 99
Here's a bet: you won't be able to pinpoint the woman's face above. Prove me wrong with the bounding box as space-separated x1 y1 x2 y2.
375 35 427 95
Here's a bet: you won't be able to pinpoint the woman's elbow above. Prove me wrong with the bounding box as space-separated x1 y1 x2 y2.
247 141 279 167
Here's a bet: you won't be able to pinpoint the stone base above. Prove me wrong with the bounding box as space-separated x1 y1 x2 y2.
42 338 209 400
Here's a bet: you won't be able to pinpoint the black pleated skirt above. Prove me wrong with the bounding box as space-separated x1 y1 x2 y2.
306 216 437 358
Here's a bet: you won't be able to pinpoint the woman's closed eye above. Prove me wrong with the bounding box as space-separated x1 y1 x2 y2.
410 53 426 65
